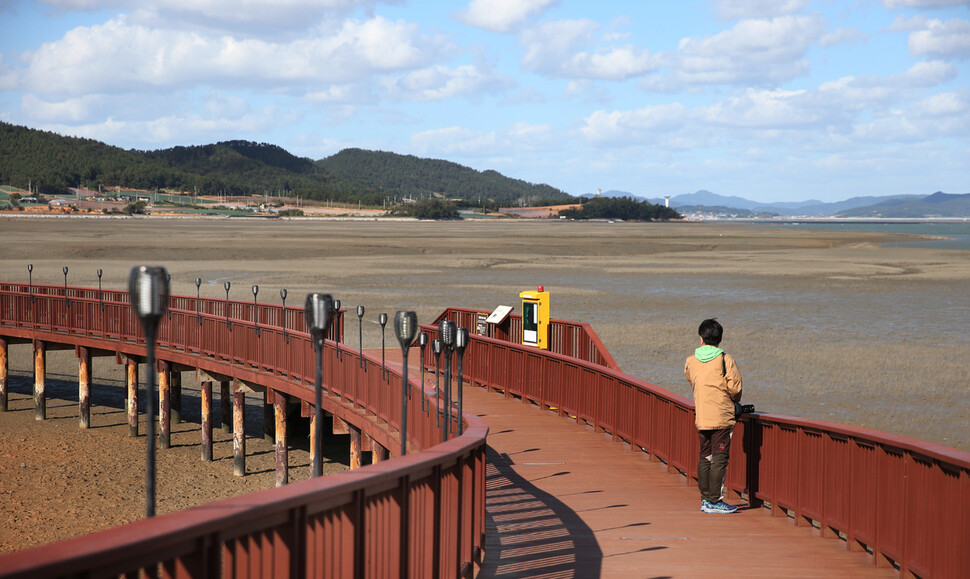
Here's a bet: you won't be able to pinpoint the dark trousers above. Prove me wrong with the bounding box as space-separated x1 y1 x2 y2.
697 427 733 504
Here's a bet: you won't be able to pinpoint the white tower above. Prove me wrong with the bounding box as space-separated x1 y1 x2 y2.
597 188 602 198
664 195 671 208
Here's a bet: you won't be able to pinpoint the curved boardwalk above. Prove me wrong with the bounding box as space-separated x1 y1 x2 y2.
464 385 896 578
368 350 898 579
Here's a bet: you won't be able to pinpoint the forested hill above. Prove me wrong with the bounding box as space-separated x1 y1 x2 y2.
0 122 575 206
318 148 572 205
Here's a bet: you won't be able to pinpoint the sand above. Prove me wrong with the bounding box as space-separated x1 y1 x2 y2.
1 216 968 551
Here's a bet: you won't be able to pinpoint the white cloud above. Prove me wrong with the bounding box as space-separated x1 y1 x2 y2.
410 122 556 158
819 27 866 48
15 15 446 96
457 0 558 33
387 64 513 101
909 18 970 59
881 0 970 9
520 19 660 80
667 16 824 87
711 0 811 20
580 104 689 145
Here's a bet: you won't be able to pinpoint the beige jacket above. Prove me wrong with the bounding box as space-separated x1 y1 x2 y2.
685 352 743 430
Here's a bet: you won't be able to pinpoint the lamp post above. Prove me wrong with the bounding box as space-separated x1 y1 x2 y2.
357 305 365 369
195 278 202 325
128 265 169 518
379 313 388 380
394 311 417 456
432 338 442 429
455 327 468 435
224 281 231 330
439 320 456 441
27 264 33 302
97 268 104 311
280 289 288 342
418 332 428 412
62 266 69 306
304 293 334 478
251 284 259 336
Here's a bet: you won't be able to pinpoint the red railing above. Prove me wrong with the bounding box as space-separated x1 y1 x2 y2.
432 306 620 370
0 285 485 578
419 325 970 578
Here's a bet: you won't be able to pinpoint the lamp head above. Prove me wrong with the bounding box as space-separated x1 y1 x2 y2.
418 332 428 347
439 320 456 348
379 312 388 327
97 268 103 278
334 299 341 311
280 288 287 300
128 266 170 322
394 311 418 348
252 284 259 297
28 264 33 273
224 281 231 292
195 277 202 288
304 293 334 345
357 305 365 318
432 338 442 356
456 327 469 352
63 266 69 275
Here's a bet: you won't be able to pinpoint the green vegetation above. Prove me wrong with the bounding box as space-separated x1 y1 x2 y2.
559 196 681 221
319 148 574 207
0 122 579 209
389 198 460 219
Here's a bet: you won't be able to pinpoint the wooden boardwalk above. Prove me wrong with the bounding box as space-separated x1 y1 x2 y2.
461 385 897 578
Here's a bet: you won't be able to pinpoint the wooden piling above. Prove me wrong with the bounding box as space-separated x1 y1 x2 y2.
220 381 231 433
274 391 287 487
171 371 182 424
233 384 245 476
0 337 8 411
309 411 317 477
350 424 362 470
34 340 46 420
159 360 170 449
371 440 388 464
127 356 138 437
201 380 213 462
263 389 273 443
78 346 91 428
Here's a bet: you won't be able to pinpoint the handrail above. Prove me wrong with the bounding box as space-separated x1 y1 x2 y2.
0 285 486 578
421 323 970 577
432 306 620 370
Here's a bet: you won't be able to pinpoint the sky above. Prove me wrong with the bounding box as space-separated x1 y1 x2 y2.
0 1 968 203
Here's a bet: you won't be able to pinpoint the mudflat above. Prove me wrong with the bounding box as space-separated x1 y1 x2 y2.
1 216 968 550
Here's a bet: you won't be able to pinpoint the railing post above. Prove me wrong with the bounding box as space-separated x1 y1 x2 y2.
127 356 138 437
0 337 7 412
233 382 246 476
201 380 213 462
275 391 288 487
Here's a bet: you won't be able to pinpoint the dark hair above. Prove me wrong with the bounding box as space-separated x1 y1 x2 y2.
698 318 723 346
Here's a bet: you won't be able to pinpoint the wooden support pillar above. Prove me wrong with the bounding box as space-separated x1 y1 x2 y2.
220 380 231 433
371 440 388 464
309 410 318 477
233 383 246 476
78 346 91 429
349 424 362 470
127 356 138 437
274 392 288 487
171 371 182 425
0 337 9 412
34 340 46 420
159 360 171 449
201 381 213 462
263 389 274 443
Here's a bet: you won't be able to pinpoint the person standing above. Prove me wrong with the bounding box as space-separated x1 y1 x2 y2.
685 318 743 514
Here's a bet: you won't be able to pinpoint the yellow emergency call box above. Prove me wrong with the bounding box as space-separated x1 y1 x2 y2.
519 286 550 349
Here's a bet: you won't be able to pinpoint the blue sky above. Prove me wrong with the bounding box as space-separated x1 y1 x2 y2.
0 0 967 203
